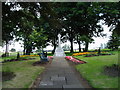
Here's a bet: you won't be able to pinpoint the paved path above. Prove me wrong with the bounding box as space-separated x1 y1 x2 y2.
38 57 85 89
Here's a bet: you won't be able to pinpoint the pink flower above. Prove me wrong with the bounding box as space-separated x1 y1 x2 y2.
48 56 53 59
65 56 86 64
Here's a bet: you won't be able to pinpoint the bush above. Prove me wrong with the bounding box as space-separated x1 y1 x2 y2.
10 48 16 52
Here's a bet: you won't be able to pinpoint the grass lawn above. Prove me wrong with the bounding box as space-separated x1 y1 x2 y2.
0 56 30 62
2 56 44 88
0 52 3 56
0 56 17 62
74 51 119 88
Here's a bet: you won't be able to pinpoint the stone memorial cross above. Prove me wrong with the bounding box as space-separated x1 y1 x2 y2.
53 34 66 57
58 34 61 47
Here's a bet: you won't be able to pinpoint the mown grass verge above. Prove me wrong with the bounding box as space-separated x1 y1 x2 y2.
74 51 119 88
2 56 44 88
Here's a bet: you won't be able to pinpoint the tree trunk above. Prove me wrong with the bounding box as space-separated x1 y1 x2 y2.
70 39 73 53
23 44 26 55
23 39 26 55
78 41 81 52
84 42 89 52
5 40 9 57
76 35 81 52
52 39 57 54
25 44 32 55
26 48 31 55
52 43 56 54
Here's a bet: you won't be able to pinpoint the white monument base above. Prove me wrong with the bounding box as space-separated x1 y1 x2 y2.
54 47 66 57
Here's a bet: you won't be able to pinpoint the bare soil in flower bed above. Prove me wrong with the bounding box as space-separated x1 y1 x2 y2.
32 61 49 66
103 64 120 77
32 59 52 66
2 71 16 81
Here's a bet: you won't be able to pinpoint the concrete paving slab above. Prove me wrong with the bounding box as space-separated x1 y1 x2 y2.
50 75 58 78
51 76 66 81
53 80 66 85
39 85 63 88
39 81 53 86
38 57 84 88
63 84 84 88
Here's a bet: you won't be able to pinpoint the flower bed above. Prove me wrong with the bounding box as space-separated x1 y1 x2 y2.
20 55 39 57
20 55 53 59
65 56 86 64
47 56 53 59
104 64 120 77
72 52 112 56
72 52 90 56
2 56 53 63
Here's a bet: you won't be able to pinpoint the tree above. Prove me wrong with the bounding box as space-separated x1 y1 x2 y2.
55 2 103 52
74 2 104 52
62 44 70 51
74 35 82 52
99 2 120 36
2 2 60 55
3 2 119 55
39 3 64 54
53 2 79 53
99 2 120 50
29 29 48 51
6 2 51 55
107 31 120 50
2 2 16 56
10 48 16 52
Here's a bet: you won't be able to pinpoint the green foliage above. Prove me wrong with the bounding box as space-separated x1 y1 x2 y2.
107 32 120 50
29 29 48 49
101 48 111 51
54 2 104 52
2 3 14 43
10 48 16 52
62 44 70 51
2 2 120 54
